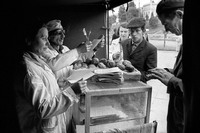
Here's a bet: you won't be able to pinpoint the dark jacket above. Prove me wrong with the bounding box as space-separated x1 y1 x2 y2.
165 45 183 133
122 38 157 82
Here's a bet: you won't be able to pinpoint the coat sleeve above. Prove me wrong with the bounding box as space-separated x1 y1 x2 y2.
25 71 75 119
142 46 157 82
109 43 114 60
167 76 183 94
46 49 79 72
146 46 157 70
121 40 129 60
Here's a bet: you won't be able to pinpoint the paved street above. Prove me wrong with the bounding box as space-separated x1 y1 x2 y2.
148 50 178 133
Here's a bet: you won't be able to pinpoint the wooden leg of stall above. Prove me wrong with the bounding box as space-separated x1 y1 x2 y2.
85 94 91 133
145 87 152 123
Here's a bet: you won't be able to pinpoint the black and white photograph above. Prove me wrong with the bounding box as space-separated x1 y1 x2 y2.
1 0 200 133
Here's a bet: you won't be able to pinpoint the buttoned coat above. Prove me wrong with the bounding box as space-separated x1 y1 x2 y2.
121 38 157 82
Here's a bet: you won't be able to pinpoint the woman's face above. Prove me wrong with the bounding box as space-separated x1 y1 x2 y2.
119 26 129 41
34 27 50 56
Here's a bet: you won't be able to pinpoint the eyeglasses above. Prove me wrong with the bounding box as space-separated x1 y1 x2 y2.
50 29 65 36
55 30 65 35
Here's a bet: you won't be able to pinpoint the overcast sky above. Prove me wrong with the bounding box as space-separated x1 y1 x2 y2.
134 0 161 7
109 0 161 16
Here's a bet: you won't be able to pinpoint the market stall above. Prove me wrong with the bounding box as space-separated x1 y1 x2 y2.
4 0 156 132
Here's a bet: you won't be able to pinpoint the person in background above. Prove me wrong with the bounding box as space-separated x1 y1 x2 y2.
111 26 120 41
121 17 157 83
14 18 87 133
148 0 185 133
45 19 104 87
109 22 129 63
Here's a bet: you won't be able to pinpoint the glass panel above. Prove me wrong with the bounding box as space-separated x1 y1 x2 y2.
90 92 147 125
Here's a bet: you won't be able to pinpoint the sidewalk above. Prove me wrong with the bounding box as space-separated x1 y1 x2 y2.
147 50 178 133
150 40 179 51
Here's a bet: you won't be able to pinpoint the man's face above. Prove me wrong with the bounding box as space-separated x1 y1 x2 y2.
159 12 182 36
129 27 143 43
119 26 129 41
49 29 65 46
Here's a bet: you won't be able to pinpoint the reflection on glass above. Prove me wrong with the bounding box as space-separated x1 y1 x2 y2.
89 92 147 125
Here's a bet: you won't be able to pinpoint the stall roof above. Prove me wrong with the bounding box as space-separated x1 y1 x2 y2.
13 0 132 10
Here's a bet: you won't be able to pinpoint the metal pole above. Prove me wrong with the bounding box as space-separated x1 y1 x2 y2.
105 9 110 59
164 32 167 48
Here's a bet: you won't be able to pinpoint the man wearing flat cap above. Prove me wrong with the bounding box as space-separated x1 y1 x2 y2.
148 0 185 133
121 17 157 83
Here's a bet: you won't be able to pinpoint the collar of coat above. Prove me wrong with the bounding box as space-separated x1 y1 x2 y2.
128 38 146 54
131 39 142 47
111 38 120 45
23 52 51 71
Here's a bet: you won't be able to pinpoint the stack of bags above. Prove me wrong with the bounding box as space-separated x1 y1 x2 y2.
92 67 124 84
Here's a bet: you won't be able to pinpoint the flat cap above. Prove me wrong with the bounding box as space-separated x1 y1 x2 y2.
156 0 185 15
119 22 128 28
46 19 63 32
127 17 146 28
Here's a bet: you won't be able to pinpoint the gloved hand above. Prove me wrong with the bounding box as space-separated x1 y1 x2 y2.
71 79 87 95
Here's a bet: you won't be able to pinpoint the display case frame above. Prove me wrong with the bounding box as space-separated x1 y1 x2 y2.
76 80 152 133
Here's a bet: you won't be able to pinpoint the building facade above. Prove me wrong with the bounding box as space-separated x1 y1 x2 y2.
141 0 157 19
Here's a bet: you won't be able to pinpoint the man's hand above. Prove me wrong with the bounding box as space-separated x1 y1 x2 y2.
148 68 175 85
85 41 93 52
112 52 122 61
77 41 94 53
76 42 88 53
80 51 95 62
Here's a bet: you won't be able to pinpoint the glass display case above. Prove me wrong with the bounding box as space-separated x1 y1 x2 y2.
75 80 152 133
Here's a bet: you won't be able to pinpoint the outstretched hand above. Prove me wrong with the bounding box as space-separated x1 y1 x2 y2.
77 41 93 53
148 68 175 86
